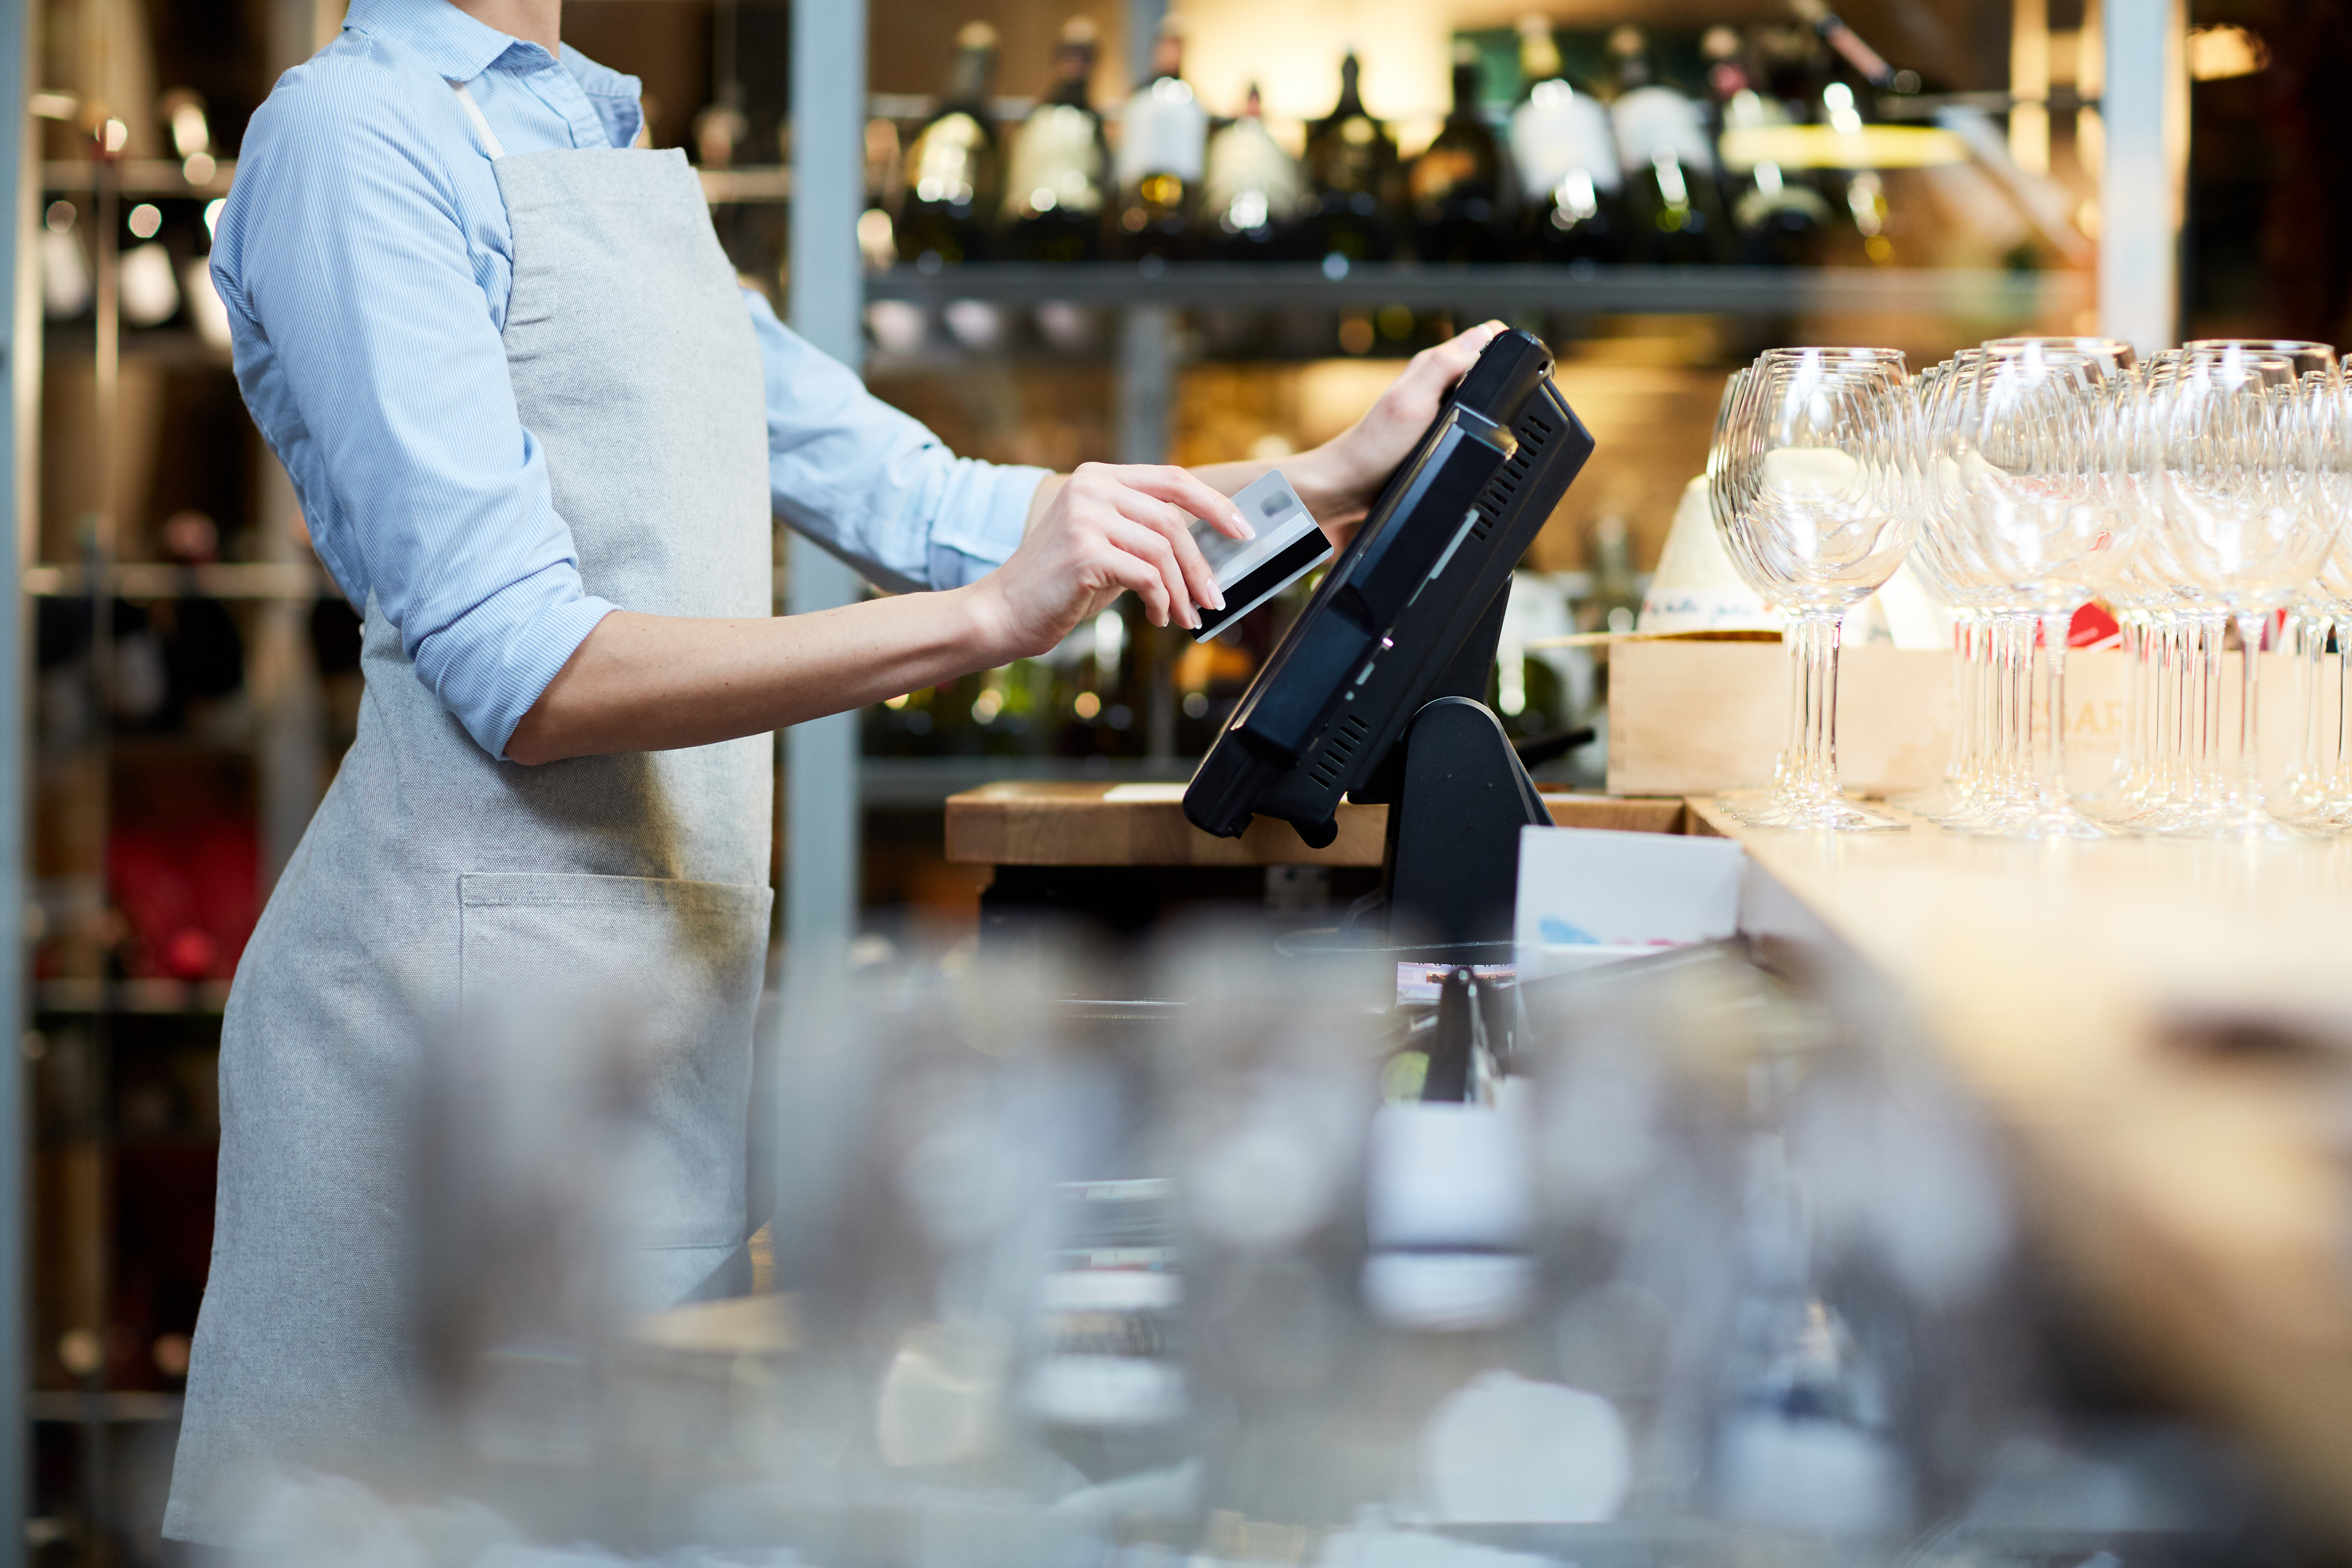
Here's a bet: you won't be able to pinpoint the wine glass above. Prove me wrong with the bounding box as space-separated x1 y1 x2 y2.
2183 339 2337 382
2148 345 2343 836
1919 340 2139 837
1709 348 1919 831
1903 352 2015 826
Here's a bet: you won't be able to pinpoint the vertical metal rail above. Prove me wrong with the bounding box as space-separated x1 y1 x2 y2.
2097 0 2185 354
1115 305 1177 762
784 0 865 955
0 0 31 1555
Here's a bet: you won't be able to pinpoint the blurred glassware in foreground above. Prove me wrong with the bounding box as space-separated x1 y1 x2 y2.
200 927 2277 1564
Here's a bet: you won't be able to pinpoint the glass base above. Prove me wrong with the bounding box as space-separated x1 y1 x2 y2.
1980 801 2115 841
2137 797 2314 841
1716 787 1910 832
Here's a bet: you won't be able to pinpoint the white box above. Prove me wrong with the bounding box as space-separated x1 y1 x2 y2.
1514 825 1745 977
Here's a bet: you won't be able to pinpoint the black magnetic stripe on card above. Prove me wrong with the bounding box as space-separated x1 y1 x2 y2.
1191 530 1333 644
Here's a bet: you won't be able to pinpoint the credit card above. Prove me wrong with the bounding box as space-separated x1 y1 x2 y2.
1188 468 1332 643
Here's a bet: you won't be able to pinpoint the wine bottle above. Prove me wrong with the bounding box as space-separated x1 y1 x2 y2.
1299 51 1402 265
1604 25 1730 265
1820 79 1894 264
1703 25 1832 267
1200 84 1301 261
1409 42 1509 265
1001 18 1109 263
895 22 1003 266
1508 16 1626 266
1114 20 1208 261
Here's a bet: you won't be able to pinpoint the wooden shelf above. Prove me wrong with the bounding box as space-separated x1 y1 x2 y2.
44 325 231 369
40 158 233 197
945 780 1687 866
866 261 2089 319
33 978 231 1016
23 562 323 600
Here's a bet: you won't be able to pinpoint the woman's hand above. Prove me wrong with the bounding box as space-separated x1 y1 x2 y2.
971 462 1255 659
1290 320 1508 537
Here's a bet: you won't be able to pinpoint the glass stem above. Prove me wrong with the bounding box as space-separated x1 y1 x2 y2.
2038 609 2073 808
2235 610 2267 809
2003 614 2032 800
2126 616 2148 789
2336 616 2351 804
2203 615 2227 804
2298 611 2324 797
2154 619 2177 801
1947 614 1972 789
1789 611 1841 803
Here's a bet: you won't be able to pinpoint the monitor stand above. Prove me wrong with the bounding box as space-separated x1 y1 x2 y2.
1354 591 1552 965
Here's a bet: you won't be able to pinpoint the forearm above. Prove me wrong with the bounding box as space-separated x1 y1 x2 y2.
506 586 1011 765
1188 445 1369 534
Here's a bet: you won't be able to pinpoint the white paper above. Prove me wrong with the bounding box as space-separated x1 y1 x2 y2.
1514 825 1744 977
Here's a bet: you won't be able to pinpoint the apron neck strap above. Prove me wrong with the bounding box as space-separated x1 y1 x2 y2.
448 80 507 160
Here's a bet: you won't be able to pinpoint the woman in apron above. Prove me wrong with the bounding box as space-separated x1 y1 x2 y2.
164 0 1500 1541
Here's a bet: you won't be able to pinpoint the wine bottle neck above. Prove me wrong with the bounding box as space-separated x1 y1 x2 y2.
946 49 995 106
1450 65 1481 118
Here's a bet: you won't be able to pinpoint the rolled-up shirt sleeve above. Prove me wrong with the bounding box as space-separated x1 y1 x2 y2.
216 59 615 761
748 290 1047 595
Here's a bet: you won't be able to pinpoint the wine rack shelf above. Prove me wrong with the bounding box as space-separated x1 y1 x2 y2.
861 754 1200 809
865 261 2090 318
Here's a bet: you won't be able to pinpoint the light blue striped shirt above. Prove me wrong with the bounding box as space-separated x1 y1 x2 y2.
213 0 1045 759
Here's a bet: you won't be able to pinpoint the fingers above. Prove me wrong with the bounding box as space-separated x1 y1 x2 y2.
1088 535 1175 628
1413 319 1508 390
1104 482 1225 615
1113 463 1256 542
1105 515 1203 630
1060 464 1228 624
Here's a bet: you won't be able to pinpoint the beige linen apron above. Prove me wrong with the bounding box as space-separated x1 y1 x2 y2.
165 84 775 1541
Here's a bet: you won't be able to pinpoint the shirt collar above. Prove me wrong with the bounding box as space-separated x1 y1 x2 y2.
559 42 643 105
341 1 646 112
342 0 530 82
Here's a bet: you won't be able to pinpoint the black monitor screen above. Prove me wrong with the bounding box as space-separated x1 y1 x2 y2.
1183 330 1596 848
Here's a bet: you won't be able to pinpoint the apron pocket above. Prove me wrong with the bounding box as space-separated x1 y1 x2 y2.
458 871 772 1256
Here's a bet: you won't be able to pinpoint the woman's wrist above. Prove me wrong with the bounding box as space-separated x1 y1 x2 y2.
1286 437 1375 535
948 578 1026 669
1289 439 1364 536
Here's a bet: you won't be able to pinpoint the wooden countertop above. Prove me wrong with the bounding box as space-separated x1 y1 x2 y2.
944 781 1690 866
1691 801 2352 1539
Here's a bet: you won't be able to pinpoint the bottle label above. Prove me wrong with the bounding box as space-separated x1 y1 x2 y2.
1116 81 1208 186
1510 92 1624 196
1006 104 1106 217
1203 119 1302 216
1609 86 1715 176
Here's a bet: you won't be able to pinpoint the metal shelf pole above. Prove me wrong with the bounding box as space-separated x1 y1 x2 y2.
2098 0 2185 353
785 0 866 953
0 0 30 1554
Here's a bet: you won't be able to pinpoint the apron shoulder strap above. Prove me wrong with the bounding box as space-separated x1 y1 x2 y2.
448 80 507 160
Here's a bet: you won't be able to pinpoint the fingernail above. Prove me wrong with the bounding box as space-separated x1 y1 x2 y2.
1209 588 1226 611
1234 509 1254 539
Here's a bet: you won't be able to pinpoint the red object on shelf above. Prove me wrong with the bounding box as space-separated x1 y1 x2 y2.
2069 601 2121 649
108 817 258 981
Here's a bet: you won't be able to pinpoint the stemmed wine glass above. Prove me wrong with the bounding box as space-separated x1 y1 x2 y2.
2145 345 2343 836
1708 348 1919 831
1918 339 2138 837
